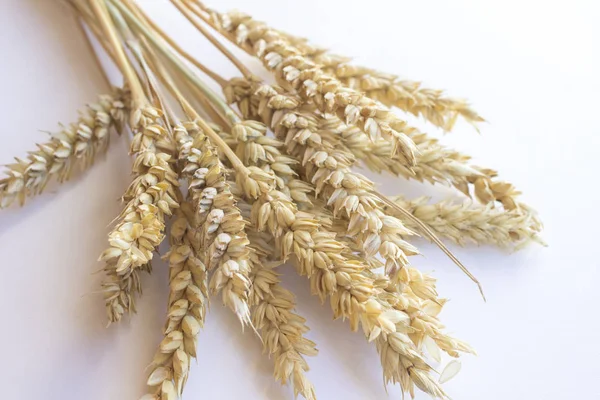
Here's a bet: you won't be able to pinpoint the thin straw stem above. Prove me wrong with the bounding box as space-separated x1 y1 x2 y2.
69 1 120 70
122 0 228 87
107 16 249 177
109 0 238 123
170 0 253 78
89 0 145 106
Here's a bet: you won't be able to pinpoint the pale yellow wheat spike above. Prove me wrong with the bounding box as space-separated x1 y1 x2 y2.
246 230 318 400
302 47 483 132
390 196 543 248
175 122 252 325
0 87 128 208
224 162 318 400
143 202 208 399
100 106 181 324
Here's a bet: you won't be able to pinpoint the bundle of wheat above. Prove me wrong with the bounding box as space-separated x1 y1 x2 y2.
1 1 542 399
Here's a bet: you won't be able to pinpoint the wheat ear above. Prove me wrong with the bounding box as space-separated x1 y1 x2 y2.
0 88 128 208
143 202 208 399
100 106 180 323
390 196 543 248
221 178 319 400
246 229 318 400
175 123 252 325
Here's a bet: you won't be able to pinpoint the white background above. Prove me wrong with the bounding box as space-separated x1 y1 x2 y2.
1 0 599 399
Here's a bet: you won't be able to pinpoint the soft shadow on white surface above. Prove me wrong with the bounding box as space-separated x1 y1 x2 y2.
1 0 599 399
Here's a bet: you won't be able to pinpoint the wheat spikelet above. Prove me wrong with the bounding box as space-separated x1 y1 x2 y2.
0 87 128 208
100 106 180 323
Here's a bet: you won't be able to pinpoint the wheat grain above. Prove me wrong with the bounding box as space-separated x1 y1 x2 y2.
0 87 128 208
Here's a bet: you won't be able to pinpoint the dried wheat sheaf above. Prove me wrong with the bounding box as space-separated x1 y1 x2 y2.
1 1 543 399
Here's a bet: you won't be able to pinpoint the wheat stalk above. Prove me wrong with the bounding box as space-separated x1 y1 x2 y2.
0 88 128 208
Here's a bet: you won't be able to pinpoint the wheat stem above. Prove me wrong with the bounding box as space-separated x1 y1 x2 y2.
121 0 228 87
90 0 145 106
170 0 253 78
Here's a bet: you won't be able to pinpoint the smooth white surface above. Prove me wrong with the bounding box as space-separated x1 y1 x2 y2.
1 1 599 399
